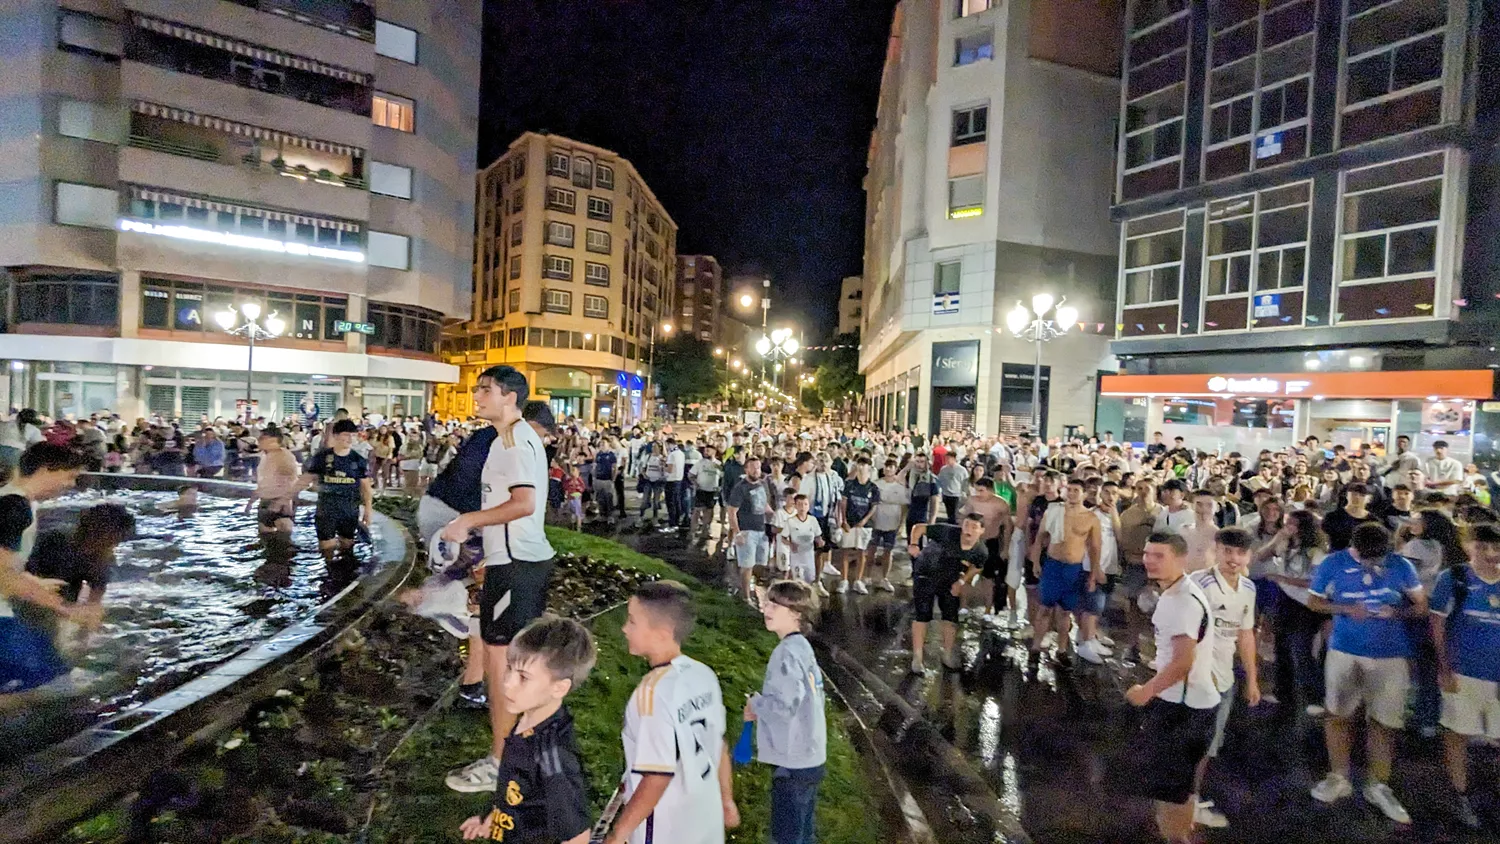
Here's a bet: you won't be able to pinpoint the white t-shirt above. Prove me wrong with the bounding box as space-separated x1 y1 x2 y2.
1425 456 1464 485
1085 508 1120 575
622 654 727 844
1191 568 1256 694
871 480 908 531
479 420 554 566
781 512 822 572
1151 574 1222 710
666 449 687 482
1154 506 1196 533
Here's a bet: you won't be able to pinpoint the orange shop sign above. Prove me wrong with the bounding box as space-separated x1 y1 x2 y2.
1098 370 1495 400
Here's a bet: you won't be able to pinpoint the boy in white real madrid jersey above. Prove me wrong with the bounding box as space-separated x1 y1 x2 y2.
604 580 737 844
442 366 558 793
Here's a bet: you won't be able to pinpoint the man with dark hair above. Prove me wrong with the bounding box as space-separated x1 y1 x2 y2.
1322 481 1378 552
1308 523 1426 823
908 514 988 673
441 365 557 794
1125 530 1219 844
299 418 372 561
1030 477 1100 665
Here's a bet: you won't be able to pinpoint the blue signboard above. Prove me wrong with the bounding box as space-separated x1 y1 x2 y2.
1253 293 1280 319
1255 132 1283 159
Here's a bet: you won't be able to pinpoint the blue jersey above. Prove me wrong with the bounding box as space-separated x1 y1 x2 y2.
1430 567 1500 682
1310 550 1421 659
594 449 618 481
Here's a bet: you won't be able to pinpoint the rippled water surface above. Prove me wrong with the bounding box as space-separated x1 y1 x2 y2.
39 490 359 715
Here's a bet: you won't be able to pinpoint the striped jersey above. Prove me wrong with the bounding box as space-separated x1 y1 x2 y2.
621 654 727 844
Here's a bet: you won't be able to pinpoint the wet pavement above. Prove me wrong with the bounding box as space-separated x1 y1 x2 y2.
588 509 1500 843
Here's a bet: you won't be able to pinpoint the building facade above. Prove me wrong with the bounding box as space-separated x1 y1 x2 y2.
1100 0 1500 465
676 254 723 342
1 0 478 422
859 0 1124 438
438 132 678 425
838 275 862 336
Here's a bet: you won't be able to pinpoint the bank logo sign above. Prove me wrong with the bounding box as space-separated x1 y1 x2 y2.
1206 376 1311 395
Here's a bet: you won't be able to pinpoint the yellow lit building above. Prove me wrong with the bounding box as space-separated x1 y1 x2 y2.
437 132 678 423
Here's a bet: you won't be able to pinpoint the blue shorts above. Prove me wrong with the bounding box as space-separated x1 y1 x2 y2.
1039 557 1086 611
1084 573 1116 616
0 617 69 694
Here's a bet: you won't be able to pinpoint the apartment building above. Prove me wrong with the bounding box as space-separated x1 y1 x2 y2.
438 132 678 425
0 0 479 422
676 254 723 342
838 275 862 336
860 0 1124 438
1099 0 1500 463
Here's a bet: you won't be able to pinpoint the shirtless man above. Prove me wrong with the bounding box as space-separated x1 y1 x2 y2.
246 426 300 536
1031 477 1102 665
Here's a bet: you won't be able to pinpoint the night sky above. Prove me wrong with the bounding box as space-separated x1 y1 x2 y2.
478 0 901 338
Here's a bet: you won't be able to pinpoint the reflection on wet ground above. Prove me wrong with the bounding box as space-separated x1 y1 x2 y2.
611 516 1499 844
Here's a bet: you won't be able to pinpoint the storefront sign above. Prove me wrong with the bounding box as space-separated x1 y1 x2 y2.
334 319 376 335
1102 370 1496 400
1252 294 1280 318
931 340 980 387
932 293 960 315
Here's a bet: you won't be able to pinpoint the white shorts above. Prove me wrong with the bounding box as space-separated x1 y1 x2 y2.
839 526 872 551
788 554 816 584
1325 650 1409 729
1441 674 1500 739
735 530 770 570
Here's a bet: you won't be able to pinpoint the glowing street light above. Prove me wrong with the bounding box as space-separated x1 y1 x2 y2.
215 301 285 422
1005 293 1078 436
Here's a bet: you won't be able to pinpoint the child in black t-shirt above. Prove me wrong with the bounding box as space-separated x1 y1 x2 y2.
25 502 135 611
459 616 596 844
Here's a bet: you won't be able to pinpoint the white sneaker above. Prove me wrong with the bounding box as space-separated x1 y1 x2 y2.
852 580 869 595
822 563 842 578
1096 633 1116 648
1310 773 1353 804
1363 782 1410 824
909 654 925 674
816 582 830 598
1076 640 1104 665
1194 800 1228 829
878 579 895 592
1089 638 1114 657
445 755 499 792
1306 704 1327 717
837 579 849 594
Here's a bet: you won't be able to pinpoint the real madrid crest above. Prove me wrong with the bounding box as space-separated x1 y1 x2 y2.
1363 573 1373 586
1489 593 1499 609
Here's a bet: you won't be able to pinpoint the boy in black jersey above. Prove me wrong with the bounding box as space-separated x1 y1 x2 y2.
298 418 373 561
460 615 596 843
907 514 988 673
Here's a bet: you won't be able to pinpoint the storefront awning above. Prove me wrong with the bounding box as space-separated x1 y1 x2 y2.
1099 370 1496 400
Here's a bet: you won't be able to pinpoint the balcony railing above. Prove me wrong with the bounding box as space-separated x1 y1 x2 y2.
128 133 221 163
125 134 368 190
225 0 374 39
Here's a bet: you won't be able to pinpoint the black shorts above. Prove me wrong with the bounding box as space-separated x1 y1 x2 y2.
258 498 293 528
1135 698 1217 804
872 529 898 549
815 515 834 545
694 489 718 509
911 575 961 623
981 536 1006 580
315 499 361 542
478 558 555 646
906 499 932 531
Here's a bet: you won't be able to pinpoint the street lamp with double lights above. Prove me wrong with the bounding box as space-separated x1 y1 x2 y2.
755 327 799 390
1005 293 1077 437
216 301 285 423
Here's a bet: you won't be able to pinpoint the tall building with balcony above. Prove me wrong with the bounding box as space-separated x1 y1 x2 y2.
1099 0 1500 464
676 255 723 342
437 132 678 425
838 275 863 336
0 0 478 422
860 0 1124 437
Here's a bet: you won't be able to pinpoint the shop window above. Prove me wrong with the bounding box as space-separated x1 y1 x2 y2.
1340 0 1447 146
1336 152 1443 322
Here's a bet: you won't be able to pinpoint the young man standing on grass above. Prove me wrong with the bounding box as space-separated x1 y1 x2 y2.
440 365 556 794
607 581 736 844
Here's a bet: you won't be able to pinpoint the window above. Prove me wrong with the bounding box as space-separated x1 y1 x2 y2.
13 271 119 326
1201 4 1314 180
544 255 573 281
512 156 526 180
373 92 415 132
367 301 441 354
596 164 615 189
1121 4 1192 200
1336 152 1443 322
375 20 418 63
1201 183 1310 332
509 255 521 279
585 261 610 286
509 327 525 346
510 220 523 246
57 98 125 144
544 289 572 314
549 152 571 177
956 0 993 16
583 294 608 319
1119 210 1185 336
1340 0 1446 145
952 105 988 146
369 161 413 199
587 196 613 221
586 229 612 254
547 221 575 247
934 261 961 295
368 231 410 269
572 157 593 188
508 289 521 313
58 10 121 58
947 175 984 218
954 31 994 66
511 191 525 214
54 182 117 228
547 187 576 213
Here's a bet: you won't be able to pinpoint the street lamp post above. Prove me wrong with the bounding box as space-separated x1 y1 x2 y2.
215 301 285 423
755 327 799 394
1005 293 1077 438
644 322 673 421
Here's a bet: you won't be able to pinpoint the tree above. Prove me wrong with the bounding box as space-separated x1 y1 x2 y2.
812 332 864 406
653 335 722 406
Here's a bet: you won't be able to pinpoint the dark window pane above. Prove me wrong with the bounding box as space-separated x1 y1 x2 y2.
293 302 321 339
1343 235 1387 280
1280 248 1306 288
1347 52 1392 104
324 304 346 340
142 288 170 328
174 292 204 331
1387 227 1436 275
1392 34 1443 91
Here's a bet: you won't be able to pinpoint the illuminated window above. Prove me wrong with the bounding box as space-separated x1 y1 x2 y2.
543 288 572 314
955 0 992 16
954 31 993 66
372 92 414 132
583 294 608 319
596 164 615 189
947 175 983 218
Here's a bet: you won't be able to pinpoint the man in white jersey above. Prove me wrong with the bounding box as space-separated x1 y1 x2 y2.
607 581 736 844
440 366 557 793
782 494 824 592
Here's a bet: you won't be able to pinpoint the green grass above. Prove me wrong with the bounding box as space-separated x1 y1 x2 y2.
370 527 885 844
